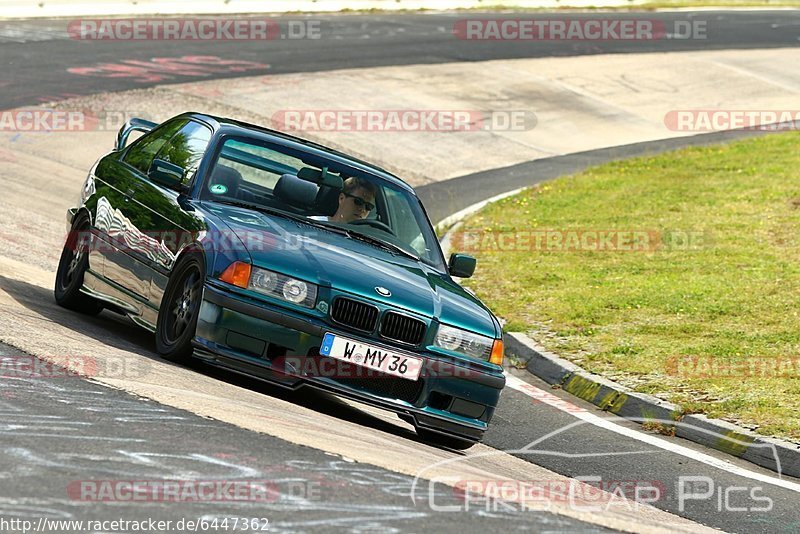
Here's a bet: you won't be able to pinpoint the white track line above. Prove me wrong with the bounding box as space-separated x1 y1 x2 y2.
505 374 800 494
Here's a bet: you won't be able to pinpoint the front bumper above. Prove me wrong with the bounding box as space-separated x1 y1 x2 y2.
194 283 505 442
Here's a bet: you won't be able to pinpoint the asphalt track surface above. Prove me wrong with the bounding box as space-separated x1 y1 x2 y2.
2 11 800 109
0 342 613 534
2 10 800 534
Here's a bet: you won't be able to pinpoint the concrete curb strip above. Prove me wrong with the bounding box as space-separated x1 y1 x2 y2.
506 332 800 479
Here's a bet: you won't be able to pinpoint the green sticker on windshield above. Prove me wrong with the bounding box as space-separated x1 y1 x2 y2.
209 184 227 195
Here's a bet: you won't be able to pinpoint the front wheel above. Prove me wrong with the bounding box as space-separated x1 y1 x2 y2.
156 254 204 363
54 215 103 315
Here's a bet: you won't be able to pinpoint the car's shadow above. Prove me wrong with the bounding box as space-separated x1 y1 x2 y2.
0 274 461 452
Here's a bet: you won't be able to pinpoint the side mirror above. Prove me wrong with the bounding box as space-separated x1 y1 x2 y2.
149 159 185 190
448 253 476 278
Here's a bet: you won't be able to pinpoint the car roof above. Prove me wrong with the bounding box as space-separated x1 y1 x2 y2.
182 112 415 193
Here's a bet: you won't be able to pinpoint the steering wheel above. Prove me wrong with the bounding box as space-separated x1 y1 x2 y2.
348 218 395 235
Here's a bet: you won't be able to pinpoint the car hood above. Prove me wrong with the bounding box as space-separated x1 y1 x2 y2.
211 205 498 338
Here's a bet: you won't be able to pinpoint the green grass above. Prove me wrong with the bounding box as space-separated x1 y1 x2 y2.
636 1 800 7
332 1 800 12
460 132 800 441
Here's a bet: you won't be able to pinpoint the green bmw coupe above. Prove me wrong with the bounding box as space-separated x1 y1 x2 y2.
55 112 506 449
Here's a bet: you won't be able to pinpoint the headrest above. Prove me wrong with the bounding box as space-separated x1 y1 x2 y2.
273 173 319 209
314 185 341 216
209 164 242 195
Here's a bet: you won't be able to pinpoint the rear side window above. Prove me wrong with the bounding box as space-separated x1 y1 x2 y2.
154 121 212 184
123 119 187 174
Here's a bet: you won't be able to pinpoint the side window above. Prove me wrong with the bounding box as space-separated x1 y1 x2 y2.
123 119 187 174
154 120 212 185
384 187 418 243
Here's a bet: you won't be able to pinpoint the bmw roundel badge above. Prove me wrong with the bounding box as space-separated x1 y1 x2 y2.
375 287 391 297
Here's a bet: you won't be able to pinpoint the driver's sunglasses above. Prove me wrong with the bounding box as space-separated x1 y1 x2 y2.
344 192 375 212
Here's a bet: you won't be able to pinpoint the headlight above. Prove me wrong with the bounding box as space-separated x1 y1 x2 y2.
282 279 308 303
250 269 277 292
434 324 493 361
220 262 318 309
249 266 317 308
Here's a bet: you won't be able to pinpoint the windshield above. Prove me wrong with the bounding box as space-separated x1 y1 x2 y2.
201 135 447 271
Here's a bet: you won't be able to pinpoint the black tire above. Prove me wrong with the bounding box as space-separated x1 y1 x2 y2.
54 215 103 315
417 428 477 451
155 253 204 363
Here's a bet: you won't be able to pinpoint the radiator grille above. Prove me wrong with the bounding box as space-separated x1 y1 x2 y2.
330 297 379 332
380 312 427 345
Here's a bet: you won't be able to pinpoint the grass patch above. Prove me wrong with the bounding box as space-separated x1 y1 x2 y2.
460 131 800 442
292 2 800 15
636 1 800 7
642 420 676 436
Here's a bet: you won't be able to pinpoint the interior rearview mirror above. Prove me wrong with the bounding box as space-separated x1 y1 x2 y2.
297 166 345 189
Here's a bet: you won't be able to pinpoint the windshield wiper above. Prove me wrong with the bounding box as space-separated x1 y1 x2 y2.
344 229 421 261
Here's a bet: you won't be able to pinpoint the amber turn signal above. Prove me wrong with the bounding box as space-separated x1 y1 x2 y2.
219 261 251 288
489 338 504 366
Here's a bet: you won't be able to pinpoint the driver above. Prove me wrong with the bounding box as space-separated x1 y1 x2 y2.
328 177 377 223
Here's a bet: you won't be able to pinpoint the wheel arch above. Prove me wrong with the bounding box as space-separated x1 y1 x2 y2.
70 206 94 227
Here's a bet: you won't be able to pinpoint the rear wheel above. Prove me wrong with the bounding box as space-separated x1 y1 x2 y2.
416 428 477 450
156 254 204 363
54 215 103 315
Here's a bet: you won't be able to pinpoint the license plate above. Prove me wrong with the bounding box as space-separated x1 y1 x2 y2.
320 333 423 381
